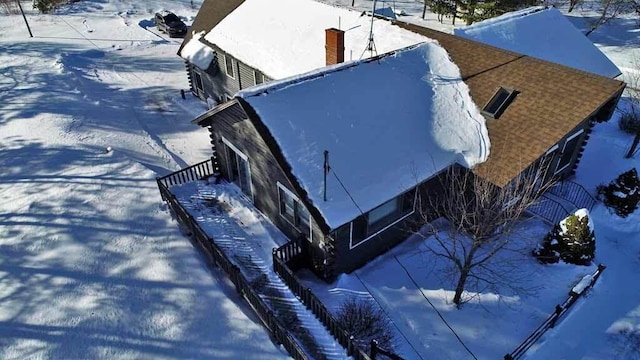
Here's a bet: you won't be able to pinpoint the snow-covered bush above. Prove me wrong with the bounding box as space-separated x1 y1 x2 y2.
610 327 640 358
32 0 69 13
533 209 596 265
618 110 640 135
335 297 395 353
596 168 640 217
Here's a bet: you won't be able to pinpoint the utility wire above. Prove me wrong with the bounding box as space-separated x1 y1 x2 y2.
352 270 424 359
330 166 478 360
331 167 422 358
331 171 365 215
391 251 478 360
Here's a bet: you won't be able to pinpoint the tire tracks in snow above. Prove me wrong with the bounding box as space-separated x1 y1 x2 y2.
56 13 186 174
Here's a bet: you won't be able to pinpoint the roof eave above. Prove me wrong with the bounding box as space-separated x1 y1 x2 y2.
192 99 241 126
236 97 333 235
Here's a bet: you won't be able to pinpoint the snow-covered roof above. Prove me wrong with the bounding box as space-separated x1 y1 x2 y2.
238 44 490 229
204 0 428 79
454 6 621 78
180 31 215 70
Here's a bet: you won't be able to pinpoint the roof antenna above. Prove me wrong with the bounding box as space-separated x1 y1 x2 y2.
361 0 378 59
323 150 330 201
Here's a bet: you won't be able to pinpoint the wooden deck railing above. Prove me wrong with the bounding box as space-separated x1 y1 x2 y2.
156 166 309 360
505 264 606 360
157 159 215 190
273 241 373 360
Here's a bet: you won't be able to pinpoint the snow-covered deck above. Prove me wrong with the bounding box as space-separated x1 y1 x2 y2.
164 179 349 359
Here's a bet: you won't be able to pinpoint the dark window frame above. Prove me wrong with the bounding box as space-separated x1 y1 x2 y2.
224 53 235 79
277 182 312 240
254 70 264 85
554 129 584 174
349 189 417 249
193 70 204 93
367 197 401 234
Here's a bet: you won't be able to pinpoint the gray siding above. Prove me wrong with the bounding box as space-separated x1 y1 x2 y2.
331 176 444 275
209 110 327 253
188 45 273 105
238 61 255 90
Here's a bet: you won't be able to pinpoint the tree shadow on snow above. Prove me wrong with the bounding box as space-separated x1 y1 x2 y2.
0 141 284 359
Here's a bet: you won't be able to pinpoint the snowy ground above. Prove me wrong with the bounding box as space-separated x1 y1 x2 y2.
2 0 639 359
0 1 288 359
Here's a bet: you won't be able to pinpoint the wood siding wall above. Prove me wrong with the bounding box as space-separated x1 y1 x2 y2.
330 176 444 275
209 110 327 258
188 45 273 104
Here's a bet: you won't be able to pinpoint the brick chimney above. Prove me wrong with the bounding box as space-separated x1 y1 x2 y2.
325 28 345 66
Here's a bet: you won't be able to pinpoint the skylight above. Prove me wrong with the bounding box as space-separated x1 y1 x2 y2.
482 87 516 119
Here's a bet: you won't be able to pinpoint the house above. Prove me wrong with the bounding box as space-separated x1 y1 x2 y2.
193 42 490 278
177 0 429 105
181 0 625 279
453 6 621 79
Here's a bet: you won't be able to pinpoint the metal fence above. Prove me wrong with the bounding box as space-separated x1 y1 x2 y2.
548 180 596 211
527 195 571 225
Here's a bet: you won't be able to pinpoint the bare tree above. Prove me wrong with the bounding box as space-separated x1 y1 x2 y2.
417 162 554 307
621 57 640 158
568 0 584 13
584 0 636 36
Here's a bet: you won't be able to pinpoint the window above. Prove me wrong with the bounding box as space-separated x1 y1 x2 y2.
221 137 252 199
277 182 312 240
349 189 417 249
193 71 203 94
224 53 234 78
367 198 399 230
555 129 584 174
254 70 264 85
482 87 516 119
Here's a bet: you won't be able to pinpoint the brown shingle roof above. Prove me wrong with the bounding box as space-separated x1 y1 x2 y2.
397 22 625 187
178 0 245 55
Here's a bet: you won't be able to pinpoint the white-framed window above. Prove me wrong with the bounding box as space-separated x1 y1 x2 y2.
221 136 252 200
554 129 584 174
254 70 264 85
224 53 234 78
277 182 312 240
193 71 204 93
349 189 417 249
367 198 400 232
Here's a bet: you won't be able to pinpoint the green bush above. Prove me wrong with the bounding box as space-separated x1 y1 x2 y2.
533 210 595 266
596 168 640 217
